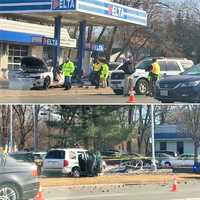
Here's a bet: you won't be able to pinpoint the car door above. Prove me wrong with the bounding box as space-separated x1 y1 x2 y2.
165 60 182 76
77 151 88 173
183 155 194 166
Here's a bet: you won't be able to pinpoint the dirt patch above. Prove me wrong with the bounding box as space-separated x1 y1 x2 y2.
40 173 200 187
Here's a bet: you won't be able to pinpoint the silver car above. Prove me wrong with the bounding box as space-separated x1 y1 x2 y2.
0 153 39 200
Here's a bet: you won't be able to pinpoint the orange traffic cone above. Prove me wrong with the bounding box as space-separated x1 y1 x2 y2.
34 185 45 200
128 89 136 103
171 174 177 192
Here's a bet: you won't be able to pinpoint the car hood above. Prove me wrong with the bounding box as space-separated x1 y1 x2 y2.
21 57 47 69
159 75 200 84
20 57 49 73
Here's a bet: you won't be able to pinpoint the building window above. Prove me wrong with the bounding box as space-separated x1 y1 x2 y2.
160 142 167 151
177 141 184 155
8 44 28 70
43 46 53 61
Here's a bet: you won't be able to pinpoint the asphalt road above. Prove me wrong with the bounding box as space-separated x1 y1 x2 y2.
44 182 200 200
0 86 159 104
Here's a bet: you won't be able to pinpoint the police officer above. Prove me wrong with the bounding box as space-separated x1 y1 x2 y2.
100 58 109 88
92 59 102 88
147 58 160 96
62 58 75 90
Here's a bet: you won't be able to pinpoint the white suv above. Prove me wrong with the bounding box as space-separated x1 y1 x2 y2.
42 148 88 177
109 57 193 95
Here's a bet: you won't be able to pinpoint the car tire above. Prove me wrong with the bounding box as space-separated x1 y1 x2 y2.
165 162 172 168
72 167 81 178
113 89 123 95
0 183 21 200
135 79 149 95
43 76 51 90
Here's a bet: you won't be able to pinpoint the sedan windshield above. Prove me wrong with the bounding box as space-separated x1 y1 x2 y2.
182 64 200 75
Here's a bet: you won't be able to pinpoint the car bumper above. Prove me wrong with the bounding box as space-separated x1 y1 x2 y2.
155 86 200 103
9 78 44 89
110 80 124 89
42 167 72 175
22 181 40 200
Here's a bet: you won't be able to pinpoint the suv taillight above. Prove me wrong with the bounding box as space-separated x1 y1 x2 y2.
64 160 69 167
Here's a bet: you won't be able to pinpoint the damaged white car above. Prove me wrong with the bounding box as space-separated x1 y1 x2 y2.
8 57 64 90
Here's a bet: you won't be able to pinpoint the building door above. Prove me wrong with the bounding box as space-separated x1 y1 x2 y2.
177 141 184 155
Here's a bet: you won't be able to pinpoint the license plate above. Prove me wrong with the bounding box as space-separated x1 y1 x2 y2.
160 90 168 96
48 161 58 166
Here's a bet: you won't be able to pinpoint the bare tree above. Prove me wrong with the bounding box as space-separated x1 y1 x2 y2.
178 105 200 166
0 105 10 148
13 105 34 150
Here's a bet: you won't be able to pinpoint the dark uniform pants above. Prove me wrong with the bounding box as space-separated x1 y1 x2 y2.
149 74 158 96
64 76 72 90
93 71 100 88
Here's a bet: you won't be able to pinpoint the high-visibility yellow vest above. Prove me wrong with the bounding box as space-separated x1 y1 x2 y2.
100 64 109 80
151 62 160 75
62 61 75 77
93 63 101 72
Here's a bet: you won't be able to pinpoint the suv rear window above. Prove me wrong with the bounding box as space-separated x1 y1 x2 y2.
136 60 152 69
158 61 167 71
165 61 180 71
9 153 34 163
46 150 65 159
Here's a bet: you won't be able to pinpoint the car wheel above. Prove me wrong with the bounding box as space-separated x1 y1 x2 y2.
43 76 51 89
0 184 21 200
113 89 123 95
165 162 172 168
135 79 149 95
72 168 81 178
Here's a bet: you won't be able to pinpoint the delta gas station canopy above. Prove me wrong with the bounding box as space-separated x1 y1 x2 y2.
0 0 147 77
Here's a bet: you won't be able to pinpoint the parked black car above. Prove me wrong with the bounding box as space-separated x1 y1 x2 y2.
0 153 39 200
155 64 200 103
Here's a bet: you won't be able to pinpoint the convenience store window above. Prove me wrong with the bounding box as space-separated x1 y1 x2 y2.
8 44 28 70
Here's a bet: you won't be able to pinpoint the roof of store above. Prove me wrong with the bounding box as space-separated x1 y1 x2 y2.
0 0 147 26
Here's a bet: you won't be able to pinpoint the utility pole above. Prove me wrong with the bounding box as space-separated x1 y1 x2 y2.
151 105 157 171
33 105 36 152
9 104 13 152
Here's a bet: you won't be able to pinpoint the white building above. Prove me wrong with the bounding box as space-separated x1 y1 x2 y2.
155 123 198 155
0 18 76 79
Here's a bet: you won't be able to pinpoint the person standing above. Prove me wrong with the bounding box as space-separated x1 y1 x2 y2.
100 58 109 88
62 58 75 90
147 58 160 96
92 59 102 88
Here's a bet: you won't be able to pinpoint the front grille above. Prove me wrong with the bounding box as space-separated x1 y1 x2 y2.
111 81 121 84
159 82 179 89
111 73 125 80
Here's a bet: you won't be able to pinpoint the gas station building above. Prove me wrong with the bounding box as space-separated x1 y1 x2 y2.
0 0 147 79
